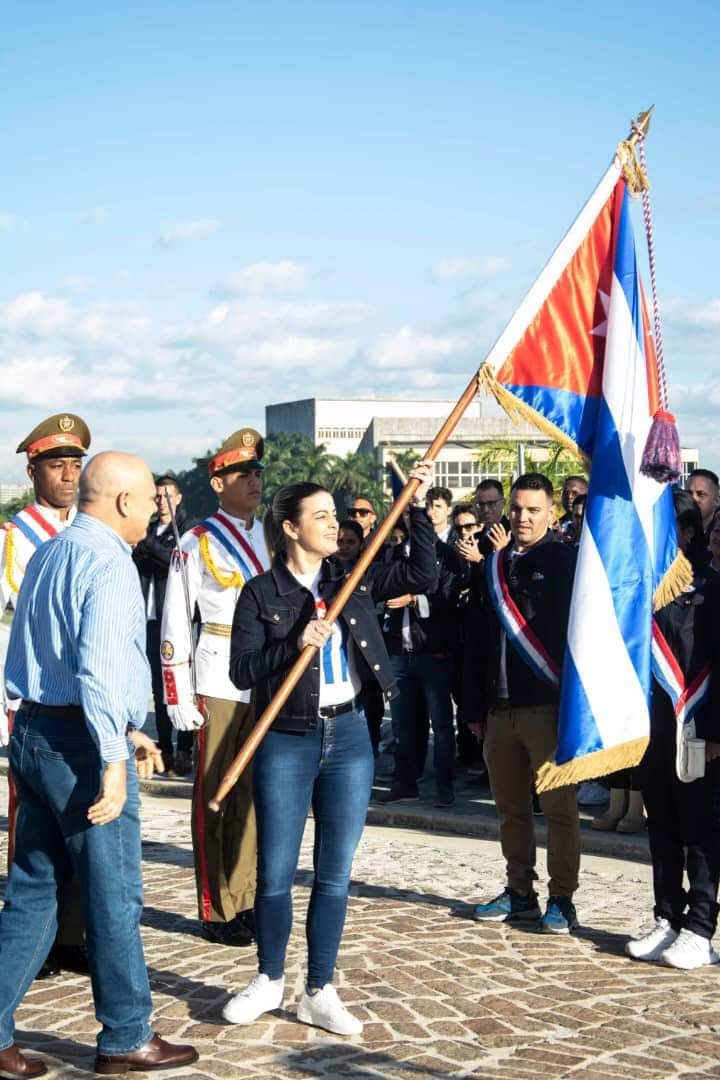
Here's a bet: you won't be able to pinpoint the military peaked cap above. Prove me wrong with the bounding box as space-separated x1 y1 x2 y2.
208 427 264 477
16 413 91 460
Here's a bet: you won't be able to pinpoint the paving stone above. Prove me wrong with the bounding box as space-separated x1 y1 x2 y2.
2 789 720 1078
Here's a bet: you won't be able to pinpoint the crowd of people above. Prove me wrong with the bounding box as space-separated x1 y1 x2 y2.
0 410 719 1075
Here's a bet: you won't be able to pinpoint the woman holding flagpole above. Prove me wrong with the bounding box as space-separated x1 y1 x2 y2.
222 462 437 1035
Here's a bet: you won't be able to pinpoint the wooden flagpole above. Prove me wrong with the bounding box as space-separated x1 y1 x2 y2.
208 372 481 810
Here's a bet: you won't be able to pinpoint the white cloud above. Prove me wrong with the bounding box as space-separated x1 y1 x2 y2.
371 325 473 371
432 255 507 283
214 260 310 295
158 218 219 247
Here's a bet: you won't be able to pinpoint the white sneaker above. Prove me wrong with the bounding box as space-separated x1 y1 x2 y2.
625 917 677 962
661 928 720 970
222 973 284 1024
577 781 609 807
297 984 363 1036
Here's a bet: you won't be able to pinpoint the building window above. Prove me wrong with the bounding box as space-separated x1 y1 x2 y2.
434 459 513 491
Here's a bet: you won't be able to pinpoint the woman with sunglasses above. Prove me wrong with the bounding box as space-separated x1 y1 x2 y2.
222 463 437 1035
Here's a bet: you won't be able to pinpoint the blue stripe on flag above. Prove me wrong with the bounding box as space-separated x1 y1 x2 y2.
614 189 644 353
556 650 604 763
583 396 654 689
503 384 600 454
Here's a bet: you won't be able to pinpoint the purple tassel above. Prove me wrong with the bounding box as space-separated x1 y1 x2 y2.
640 409 682 484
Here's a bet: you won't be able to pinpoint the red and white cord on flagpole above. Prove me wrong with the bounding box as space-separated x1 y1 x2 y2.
629 112 682 484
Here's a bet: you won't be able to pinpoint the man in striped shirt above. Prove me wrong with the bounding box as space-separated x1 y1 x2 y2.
0 412 91 980
0 452 198 1077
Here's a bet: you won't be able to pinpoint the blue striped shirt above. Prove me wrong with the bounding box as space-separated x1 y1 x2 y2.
4 512 150 763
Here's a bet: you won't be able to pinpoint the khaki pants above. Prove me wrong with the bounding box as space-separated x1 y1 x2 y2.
193 696 257 923
484 704 580 898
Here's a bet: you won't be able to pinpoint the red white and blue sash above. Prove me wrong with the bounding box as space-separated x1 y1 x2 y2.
486 549 560 688
651 620 710 726
193 511 265 580
10 505 60 549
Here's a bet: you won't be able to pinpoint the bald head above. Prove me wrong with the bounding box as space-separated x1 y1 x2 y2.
79 452 157 545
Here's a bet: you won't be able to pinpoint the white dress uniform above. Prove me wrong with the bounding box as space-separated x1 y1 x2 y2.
1 503 77 614
160 512 269 708
160 500 269 928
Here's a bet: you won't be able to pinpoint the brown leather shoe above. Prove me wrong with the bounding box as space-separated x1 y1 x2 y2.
0 1044 47 1077
94 1035 198 1074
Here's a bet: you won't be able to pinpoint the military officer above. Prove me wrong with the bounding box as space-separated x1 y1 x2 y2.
161 428 269 946
1 412 91 978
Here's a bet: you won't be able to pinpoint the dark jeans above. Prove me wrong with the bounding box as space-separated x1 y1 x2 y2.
0 708 153 1053
253 709 374 988
642 708 720 939
146 620 192 759
391 654 455 792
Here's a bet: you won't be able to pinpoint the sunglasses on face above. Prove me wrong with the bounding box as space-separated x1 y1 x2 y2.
475 498 502 509
348 508 372 517
457 522 478 532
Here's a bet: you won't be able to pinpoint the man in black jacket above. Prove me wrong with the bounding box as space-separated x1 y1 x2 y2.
133 475 194 775
469 473 580 934
382 524 463 807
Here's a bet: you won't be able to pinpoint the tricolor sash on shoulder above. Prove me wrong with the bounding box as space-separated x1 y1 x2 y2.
195 511 264 580
10 505 59 549
651 620 710 726
486 549 560 688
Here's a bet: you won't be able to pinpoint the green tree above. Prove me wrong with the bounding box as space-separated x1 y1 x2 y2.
0 493 33 524
325 451 387 518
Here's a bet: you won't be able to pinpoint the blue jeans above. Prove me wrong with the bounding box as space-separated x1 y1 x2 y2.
390 654 455 791
253 708 374 988
0 708 152 1054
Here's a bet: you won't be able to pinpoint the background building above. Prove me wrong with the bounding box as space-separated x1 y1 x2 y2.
266 396 700 499
0 482 32 505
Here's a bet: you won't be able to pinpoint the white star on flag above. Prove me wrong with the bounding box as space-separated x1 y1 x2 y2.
590 289 610 337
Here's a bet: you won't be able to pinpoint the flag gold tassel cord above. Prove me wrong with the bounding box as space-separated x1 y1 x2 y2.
535 736 649 793
477 362 590 468
652 549 694 611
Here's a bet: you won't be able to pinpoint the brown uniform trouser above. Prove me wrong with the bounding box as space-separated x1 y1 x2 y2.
193 696 256 923
484 704 580 899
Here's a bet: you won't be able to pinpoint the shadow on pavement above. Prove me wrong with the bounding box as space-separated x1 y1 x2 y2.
14 1030 95 1075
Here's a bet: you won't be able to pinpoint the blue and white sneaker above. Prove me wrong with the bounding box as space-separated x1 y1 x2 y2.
472 887 541 922
541 896 578 934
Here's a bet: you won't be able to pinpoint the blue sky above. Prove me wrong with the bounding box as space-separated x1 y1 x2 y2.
2 0 718 477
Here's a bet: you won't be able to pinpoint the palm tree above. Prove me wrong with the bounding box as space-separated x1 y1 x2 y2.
325 451 386 518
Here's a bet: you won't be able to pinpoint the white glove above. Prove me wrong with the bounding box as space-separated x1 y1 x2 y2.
168 702 206 732
0 710 8 748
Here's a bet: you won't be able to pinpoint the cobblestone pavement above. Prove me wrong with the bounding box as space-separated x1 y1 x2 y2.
3 788 720 1079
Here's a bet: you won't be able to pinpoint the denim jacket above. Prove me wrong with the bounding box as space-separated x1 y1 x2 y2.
229 506 438 731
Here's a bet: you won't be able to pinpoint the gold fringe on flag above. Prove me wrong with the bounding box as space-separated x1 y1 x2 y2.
535 736 648 793
652 549 693 611
477 362 590 469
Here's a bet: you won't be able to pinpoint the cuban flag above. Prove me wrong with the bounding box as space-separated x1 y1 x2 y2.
481 162 679 788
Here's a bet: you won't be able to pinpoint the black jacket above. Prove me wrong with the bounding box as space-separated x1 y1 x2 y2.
133 508 192 616
473 531 576 716
382 538 463 655
229 506 438 731
652 576 720 743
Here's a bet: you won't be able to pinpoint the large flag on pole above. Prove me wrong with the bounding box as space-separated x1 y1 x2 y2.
479 153 685 789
